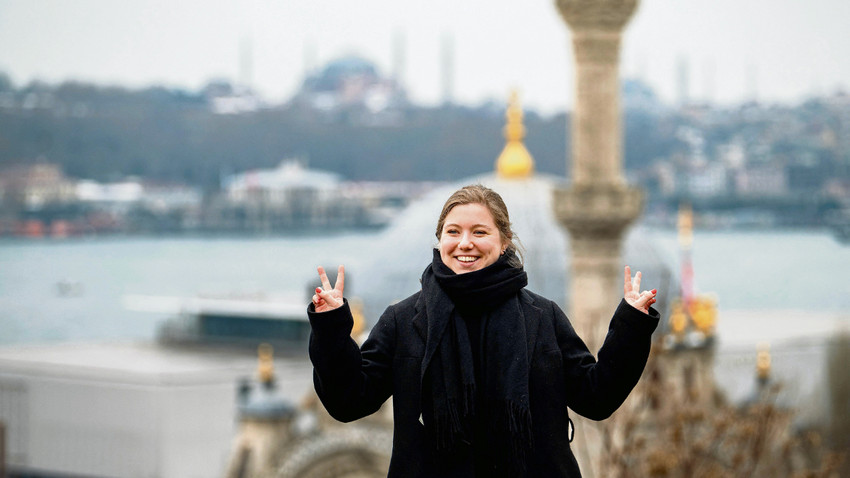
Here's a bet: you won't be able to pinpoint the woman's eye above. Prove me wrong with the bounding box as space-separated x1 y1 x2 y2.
474 230 486 236
446 229 459 234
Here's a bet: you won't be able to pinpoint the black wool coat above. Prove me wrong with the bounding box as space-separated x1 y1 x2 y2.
308 290 659 477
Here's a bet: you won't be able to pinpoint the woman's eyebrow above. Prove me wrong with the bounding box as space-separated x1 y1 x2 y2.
444 222 493 229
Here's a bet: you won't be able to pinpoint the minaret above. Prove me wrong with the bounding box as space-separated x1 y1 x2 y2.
677 56 690 107
392 29 407 90
553 0 644 352
302 39 318 78
746 61 759 103
440 32 455 106
239 35 254 91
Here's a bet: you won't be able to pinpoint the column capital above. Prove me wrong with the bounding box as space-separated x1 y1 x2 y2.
553 183 643 239
555 0 639 32
572 32 622 63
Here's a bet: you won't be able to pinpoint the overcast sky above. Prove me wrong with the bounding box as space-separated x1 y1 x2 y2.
1 0 848 113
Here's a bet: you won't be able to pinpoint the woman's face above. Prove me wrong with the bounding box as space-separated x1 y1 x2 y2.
438 203 507 274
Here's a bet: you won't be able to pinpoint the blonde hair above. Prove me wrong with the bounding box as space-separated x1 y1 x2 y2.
435 184 522 267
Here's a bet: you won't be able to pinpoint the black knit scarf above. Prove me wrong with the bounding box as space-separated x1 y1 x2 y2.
420 249 533 475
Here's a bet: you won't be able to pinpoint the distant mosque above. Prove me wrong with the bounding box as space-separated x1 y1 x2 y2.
293 56 407 113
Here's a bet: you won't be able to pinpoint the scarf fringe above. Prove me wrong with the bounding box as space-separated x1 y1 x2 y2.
434 383 476 451
492 399 534 476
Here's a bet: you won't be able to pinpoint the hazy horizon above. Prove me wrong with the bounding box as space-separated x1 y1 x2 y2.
1 0 849 113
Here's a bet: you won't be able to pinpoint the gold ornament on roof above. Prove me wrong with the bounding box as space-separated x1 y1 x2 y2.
496 90 535 178
756 342 771 381
257 343 275 384
350 298 366 341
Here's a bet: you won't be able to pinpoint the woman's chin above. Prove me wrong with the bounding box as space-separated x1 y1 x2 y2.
450 260 482 274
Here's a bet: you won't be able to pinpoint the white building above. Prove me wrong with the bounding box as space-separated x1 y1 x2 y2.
0 343 312 478
734 164 788 197
76 180 144 203
224 160 340 206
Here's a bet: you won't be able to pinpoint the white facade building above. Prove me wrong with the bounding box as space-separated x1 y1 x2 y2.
0 343 312 478
224 160 340 206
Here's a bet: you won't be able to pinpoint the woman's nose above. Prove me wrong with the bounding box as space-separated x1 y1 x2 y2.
459 234 474 249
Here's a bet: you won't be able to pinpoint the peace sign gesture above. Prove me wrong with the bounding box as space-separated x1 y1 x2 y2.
624 266 657 315
312 265 345 312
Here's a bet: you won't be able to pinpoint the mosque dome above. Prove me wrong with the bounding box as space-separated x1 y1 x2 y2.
303 56 380 92
355 94 675 325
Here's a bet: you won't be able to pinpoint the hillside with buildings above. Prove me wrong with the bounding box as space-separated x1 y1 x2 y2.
1 58 848 236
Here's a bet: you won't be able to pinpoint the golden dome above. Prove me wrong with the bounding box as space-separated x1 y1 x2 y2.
496 91 535 178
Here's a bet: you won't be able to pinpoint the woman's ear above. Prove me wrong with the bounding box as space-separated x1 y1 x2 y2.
502 234 512 252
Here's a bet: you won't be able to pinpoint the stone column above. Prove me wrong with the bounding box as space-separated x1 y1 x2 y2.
553 0 643 352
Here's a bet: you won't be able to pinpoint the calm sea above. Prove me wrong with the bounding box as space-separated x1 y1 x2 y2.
1 228 848 346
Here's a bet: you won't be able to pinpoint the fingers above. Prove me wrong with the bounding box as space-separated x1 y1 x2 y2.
317 266 332 291
314 286 342 309
632 271 643 294
335 265 345 294
633 289 658 308
314 265 345 312
312 287 325 306
624 266 642 294
316 286 333 303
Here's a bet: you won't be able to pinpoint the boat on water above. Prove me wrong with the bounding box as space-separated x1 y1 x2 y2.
122 290 365 352
124 293 311 351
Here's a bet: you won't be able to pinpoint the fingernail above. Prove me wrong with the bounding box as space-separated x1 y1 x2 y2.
315 287 322 293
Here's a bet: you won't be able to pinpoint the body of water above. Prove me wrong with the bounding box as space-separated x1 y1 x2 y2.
1 228 848 346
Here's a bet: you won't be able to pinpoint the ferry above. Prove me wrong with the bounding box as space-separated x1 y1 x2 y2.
122 290 365 353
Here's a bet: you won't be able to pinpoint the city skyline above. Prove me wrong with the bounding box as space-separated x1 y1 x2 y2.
1 0 849 113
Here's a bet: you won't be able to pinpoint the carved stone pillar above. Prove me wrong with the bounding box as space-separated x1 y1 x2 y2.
553 185 642 351
552 4 644 477
553 0 643 352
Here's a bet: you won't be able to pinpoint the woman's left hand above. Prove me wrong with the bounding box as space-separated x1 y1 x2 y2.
624 266 657 315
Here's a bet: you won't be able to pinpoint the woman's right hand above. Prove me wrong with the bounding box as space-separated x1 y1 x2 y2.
623 265 657 315
312 265 345 312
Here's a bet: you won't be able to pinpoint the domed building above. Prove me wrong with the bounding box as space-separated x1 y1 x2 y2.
295 55 406 113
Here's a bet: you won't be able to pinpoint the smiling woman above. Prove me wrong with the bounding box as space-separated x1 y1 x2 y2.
435 185 522 272
307 184 660 477
439 203 506 273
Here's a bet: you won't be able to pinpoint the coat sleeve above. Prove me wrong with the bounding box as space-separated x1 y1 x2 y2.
555 299 660 420
308 299 396 423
